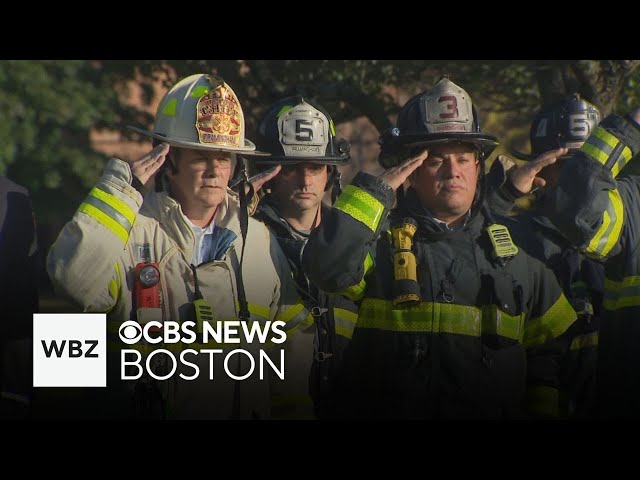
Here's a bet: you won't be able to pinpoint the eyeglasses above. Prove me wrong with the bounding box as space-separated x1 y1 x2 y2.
279 163 327 177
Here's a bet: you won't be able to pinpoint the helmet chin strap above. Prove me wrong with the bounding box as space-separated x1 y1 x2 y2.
235 157 252 323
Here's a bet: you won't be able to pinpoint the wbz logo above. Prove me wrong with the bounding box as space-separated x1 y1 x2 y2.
33 313 106 387
41 339 99 358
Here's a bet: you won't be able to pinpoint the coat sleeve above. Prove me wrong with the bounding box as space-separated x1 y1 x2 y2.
302 172 395 302
522 255 578 418
542 114 640 261
47 158 142 312
484 155 526 217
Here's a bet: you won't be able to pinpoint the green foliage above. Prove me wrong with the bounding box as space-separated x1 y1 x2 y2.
0 60 121 229
618 68 640 112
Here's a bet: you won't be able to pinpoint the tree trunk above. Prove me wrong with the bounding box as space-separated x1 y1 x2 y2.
535 60 640 115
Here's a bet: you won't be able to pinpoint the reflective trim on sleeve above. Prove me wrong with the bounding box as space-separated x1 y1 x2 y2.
334 307 358 340
604 275 640 310
523 294 576 348
89 187 136 225
78 203 129 244
278 302 311 331
611 145 633 178
280 313 314 340
585 189 624 260
570 331 599 351
77 186 137 244
334 185 385 232
338 252 374 302
526 385 560 418
580 127 633 178
581 127 618 165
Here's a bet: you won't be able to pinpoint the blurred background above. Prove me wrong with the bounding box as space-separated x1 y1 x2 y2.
2 59 639 311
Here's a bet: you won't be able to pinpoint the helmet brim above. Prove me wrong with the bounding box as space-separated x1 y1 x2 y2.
396 132 499 151
252 154 350 166
499 147 539 162
528 150 579 162
127 126 270 156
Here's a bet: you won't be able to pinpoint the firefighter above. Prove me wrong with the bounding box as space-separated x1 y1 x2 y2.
47 74 308 419
251 96 358 418
302 77 577 419
502 104 640 418
0 176 39 418
487 94 604 417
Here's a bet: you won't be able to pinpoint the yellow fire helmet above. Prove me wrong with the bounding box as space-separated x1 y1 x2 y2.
129 74 268 155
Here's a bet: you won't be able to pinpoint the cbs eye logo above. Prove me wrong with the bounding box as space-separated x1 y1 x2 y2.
119 321 142 345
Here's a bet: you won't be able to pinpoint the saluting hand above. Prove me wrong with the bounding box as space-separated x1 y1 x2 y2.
129 143 170 189
246 165 282 195
379 149 428 191
508 148 568 194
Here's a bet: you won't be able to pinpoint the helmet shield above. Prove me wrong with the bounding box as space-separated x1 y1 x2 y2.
379 77 497 168
254 96 350 165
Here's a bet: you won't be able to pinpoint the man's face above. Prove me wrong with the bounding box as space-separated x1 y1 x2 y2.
167 148 235 210
410 143 480 222
269 162 329 214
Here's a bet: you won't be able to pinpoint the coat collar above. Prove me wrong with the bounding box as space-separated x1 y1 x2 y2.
140 187 242 262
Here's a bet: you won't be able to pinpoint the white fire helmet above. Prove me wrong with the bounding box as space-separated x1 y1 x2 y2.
129 74 267 155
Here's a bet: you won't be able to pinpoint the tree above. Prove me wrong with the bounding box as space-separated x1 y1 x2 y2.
533 60 640 115
0 61 124 232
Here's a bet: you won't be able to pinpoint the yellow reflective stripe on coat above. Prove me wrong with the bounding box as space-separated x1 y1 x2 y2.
356 299 524 342
78 187 136 244
526 385 560 418
610 145 633 178
581 127 618 165
278 302 310 331
580 127 633 178
281 313 314 340
585 189 623 260
89 187 136 225
78 203 129 244
334 307 358 340
523 294 576 348
334 185 385 232
570 331 598 351
339 252 374 301
603 275 640 310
